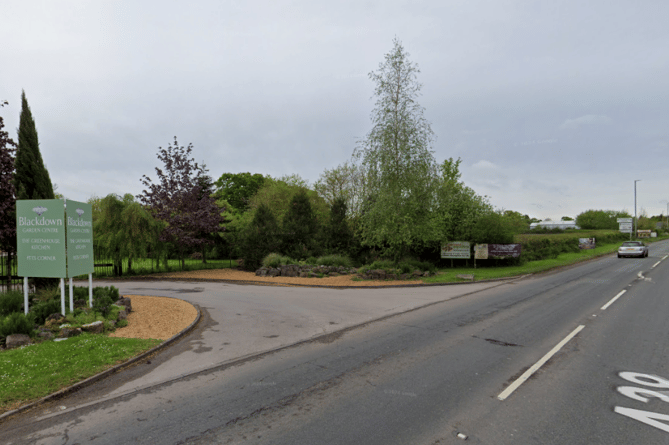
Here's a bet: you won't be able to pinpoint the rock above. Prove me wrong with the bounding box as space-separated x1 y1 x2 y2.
423 271 430 277
412 270 423 277
400 273 410 280
370 269 387 280
456 274 475 281
267 268 280 277
6 334 31 349
115 297 132 312
299 271 310 278
61 327 82 338
118 309 128 321
255 267 269 277
46 313 65 323
282 265 300 277
329 272 340 277
38 330 54 341
82 320 104 334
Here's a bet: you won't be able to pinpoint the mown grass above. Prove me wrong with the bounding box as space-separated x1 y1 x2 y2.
424 242 624 283
0 334 160 413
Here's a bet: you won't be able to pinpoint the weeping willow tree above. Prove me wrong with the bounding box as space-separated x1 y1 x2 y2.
94 194 163 275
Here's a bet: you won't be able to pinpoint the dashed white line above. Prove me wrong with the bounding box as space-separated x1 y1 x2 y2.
601 290 627 311
498 325 585 401
652 261 661 269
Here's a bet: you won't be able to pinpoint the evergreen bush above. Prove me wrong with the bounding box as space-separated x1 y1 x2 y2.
0 290 23 316
0 312 35 337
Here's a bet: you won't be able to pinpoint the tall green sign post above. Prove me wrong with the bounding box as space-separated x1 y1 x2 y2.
16 199 95 315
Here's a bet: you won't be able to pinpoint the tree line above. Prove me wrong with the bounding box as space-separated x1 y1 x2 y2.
2 40 658 280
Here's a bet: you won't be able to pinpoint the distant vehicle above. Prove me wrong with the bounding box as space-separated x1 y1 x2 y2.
618 241 649 258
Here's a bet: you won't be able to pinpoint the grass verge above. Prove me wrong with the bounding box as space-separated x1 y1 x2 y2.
424 242 623 283
0 334 160 414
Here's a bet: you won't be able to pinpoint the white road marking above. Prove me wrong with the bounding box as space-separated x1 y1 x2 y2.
614 407 669 433
653 261 662 269
497 325 585 401
663 255 668 260
601 290 627 311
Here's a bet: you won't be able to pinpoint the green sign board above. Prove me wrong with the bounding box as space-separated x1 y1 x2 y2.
17 199 67 278
66 200 94 277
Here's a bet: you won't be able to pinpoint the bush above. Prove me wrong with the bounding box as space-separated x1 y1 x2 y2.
92 286 120 318
359 258 435 275
30 299 62 325
0 291 24 316
314 254 353 268
397 259 436 274
262 253 297 268
0 312 35 337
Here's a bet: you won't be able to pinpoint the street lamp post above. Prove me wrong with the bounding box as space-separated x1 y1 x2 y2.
634 180 640 239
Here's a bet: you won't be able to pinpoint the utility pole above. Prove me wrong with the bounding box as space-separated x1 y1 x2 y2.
634 180 640 239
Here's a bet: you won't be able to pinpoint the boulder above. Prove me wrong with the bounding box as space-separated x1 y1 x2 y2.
118 309 128 321
267 268 280 277
255 267 269 277
400 273 410 280
82 320 104 334
412 270 423 277
38 329 54 341
370 269 387 280
115 297 132 313
46 313 65 323
6 334 31 349
61 327 82 338
299 271 310 278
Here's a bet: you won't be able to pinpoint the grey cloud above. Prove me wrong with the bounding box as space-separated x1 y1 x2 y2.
559 115 612 130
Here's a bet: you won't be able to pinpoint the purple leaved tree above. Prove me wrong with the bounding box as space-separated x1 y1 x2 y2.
138 137 225 269
0 100 17 273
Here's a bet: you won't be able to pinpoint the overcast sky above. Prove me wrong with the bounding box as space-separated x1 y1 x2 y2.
2 1 668 221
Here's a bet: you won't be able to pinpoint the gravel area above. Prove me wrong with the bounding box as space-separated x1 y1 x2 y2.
107 295 198 340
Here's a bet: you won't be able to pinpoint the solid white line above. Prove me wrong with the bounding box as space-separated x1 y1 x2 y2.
652 261 661 269
663 255 668 260
498 325 585 401
601 290 627 311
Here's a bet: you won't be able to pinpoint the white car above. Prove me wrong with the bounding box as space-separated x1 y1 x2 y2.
618 241 649 258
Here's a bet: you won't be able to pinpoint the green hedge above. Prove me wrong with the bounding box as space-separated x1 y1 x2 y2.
518 231 627 262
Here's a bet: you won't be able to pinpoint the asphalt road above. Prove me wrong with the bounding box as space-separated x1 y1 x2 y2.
2 241 669 444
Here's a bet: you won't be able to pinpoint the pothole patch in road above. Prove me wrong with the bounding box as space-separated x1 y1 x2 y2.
472 335 522 347
485 338 522 347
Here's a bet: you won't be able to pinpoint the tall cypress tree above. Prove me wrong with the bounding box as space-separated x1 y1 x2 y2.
15 90 55 200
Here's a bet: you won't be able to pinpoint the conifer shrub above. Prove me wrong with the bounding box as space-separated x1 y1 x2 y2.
0 312 35 337
0 291 23 316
